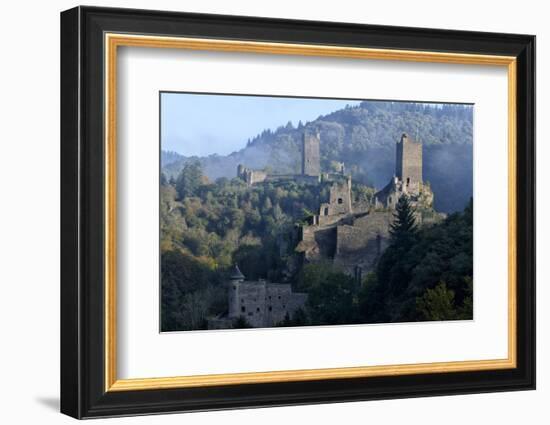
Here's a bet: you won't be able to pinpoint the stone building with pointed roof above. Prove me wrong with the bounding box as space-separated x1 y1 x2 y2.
208 266 307 329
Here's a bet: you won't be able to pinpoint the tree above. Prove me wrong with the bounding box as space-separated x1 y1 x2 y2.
416 282 457 321
373 195 418 316
389 195 417 245
160 250 223 331
176 161 203 199
306 270 359 325
262 196 273 213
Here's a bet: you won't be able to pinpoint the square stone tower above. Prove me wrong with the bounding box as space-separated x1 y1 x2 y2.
396 133 422 188
302 131 320 176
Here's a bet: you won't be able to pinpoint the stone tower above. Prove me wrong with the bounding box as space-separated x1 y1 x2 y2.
302 131 320 176
395 133 422 190
227 265 245 319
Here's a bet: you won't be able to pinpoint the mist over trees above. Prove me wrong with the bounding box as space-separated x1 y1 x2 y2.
162 101 473 213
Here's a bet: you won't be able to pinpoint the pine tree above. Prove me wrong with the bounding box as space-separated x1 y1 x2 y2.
389 195 417 245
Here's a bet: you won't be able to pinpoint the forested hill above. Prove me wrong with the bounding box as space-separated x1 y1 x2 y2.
162 101 473 213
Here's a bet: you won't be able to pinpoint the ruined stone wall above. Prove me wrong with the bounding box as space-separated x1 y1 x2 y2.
317 177 353 219
333 211 393 274
247 170 268 185
301 225 316 244
328 178 352 214
297 225 337 262
317 211 345 227
313 227 337 259
302 133 320 176
264 174 320 185
237 166 320 187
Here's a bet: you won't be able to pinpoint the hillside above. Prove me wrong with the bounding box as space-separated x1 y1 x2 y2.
162 101 473 213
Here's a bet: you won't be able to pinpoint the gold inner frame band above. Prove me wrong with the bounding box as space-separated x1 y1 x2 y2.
104 33 518 392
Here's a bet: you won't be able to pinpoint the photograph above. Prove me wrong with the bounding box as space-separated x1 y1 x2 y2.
160 93 474 332
56 4 536 419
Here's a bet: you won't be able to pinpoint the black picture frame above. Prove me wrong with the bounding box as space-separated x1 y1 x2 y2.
61 5 535 419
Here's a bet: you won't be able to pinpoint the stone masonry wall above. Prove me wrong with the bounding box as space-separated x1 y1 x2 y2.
333 211 393 274
228 281 307 328
396 134 422 185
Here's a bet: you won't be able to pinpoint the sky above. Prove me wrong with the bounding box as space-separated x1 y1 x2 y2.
161 92 361 157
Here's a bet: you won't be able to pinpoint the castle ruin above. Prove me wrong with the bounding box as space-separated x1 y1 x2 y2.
237 131 321 186
373 133 436 212
296 132 443 275
214 130 444 328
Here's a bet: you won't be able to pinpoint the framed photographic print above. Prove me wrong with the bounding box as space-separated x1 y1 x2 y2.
60 6 536 419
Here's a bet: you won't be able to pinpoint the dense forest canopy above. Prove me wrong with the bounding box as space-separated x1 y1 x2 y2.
162 101 473 213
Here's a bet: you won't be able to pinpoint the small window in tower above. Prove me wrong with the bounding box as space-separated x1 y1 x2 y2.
406 177 410 186
233 286 236 290
256 307 260 312
241 306 245 313
389 197 392 204
324 207 329 216
268 306 272 312
338 198 343 204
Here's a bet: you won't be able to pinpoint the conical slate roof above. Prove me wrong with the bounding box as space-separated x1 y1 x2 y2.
229 265 245 281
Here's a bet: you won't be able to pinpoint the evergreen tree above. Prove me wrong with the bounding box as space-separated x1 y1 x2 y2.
389 195 417 245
